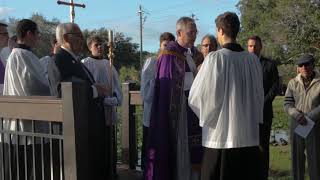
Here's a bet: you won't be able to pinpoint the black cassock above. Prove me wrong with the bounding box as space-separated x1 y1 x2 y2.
52 48 110 179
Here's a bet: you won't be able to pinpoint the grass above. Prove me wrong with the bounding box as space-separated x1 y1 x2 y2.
270 96 310 180
269 145 292 180
269 145 310 180
272 96 289 131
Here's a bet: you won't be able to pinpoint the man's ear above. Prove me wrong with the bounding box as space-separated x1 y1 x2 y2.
176 30 181 37
217 28 224 36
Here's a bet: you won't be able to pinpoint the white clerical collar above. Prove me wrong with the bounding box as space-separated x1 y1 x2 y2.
61 46 79 61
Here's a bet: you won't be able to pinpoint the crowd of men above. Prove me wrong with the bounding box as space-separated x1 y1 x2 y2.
0 20 122 179
139 12 320 180
0 10 319 180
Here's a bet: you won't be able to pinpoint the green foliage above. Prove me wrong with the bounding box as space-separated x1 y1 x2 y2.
119 66 140 85
272 96 289 131
31 13 60 58
278 64 297 85
4 14 148 78
5 13 59 58
238 0 320 64
82 28 142 70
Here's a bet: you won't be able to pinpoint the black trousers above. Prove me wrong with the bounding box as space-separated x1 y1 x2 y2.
105 125 117 179
201 146 262 180
141 125 149 171
259 122 272 180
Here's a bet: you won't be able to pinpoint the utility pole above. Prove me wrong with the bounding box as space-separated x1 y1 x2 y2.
138 5 144 71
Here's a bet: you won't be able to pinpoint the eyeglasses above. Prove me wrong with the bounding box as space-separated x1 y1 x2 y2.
0 32 8 36
185 31 198 36
298 62 312 67
202 44 210 48
66 32 83 38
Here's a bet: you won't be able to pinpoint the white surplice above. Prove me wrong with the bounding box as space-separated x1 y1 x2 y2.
81 57 123 124
140 56 157 127
188 48 264 149
3 47 50 144
4 48 49 96
39 55 52 81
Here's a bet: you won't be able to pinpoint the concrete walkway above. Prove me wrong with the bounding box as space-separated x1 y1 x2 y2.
118 164 142 180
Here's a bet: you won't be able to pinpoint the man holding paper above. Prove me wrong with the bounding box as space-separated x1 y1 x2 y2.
284 54 320 180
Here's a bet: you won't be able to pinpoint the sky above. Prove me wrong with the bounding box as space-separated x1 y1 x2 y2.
0 0 239 52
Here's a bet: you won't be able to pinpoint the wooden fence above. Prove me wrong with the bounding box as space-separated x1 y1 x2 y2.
120 82 142 170
0 81 144 180
0 82 114 180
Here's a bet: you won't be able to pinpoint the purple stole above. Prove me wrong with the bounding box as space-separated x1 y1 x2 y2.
145 42 202 180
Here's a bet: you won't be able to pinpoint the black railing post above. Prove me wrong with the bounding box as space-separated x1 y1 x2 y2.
129 99 137 170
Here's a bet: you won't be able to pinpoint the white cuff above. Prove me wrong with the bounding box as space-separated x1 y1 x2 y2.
91 85 98 98
104 97 118 106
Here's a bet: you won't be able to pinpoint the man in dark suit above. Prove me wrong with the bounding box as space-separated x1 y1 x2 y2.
48 22 109 179
50 23 107 96
247 35 279 180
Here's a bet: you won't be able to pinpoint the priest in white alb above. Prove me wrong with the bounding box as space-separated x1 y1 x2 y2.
188 12 264 180
3 19 51 180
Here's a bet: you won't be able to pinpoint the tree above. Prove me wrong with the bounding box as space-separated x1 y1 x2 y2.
5 14 152 83
82 28 152 71
5 13 59 58
31 13 60 57
238 0 320 85
238 0 320 64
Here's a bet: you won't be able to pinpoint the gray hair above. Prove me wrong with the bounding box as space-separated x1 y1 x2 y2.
201 34 216 44
176 16 195 31
56 22 79 45
201 34 218 48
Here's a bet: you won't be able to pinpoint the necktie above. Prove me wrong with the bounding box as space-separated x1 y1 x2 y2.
184 48 197 76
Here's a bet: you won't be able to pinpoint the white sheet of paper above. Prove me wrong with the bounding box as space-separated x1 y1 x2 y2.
294 116 315 138
184 72 194 91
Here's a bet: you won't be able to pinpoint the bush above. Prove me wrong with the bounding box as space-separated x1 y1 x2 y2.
272 96 289 130
119 66 140 87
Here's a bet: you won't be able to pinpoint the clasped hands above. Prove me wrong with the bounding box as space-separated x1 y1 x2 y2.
94 83 112 97
296 113 307 126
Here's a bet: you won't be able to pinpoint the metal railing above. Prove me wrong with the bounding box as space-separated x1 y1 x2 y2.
0 82 115 180
0 119 63 180
0 95 63 180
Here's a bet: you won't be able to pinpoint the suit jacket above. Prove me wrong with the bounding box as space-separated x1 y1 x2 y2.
260 56 279 124
54 48 95 84
50 48 96 96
